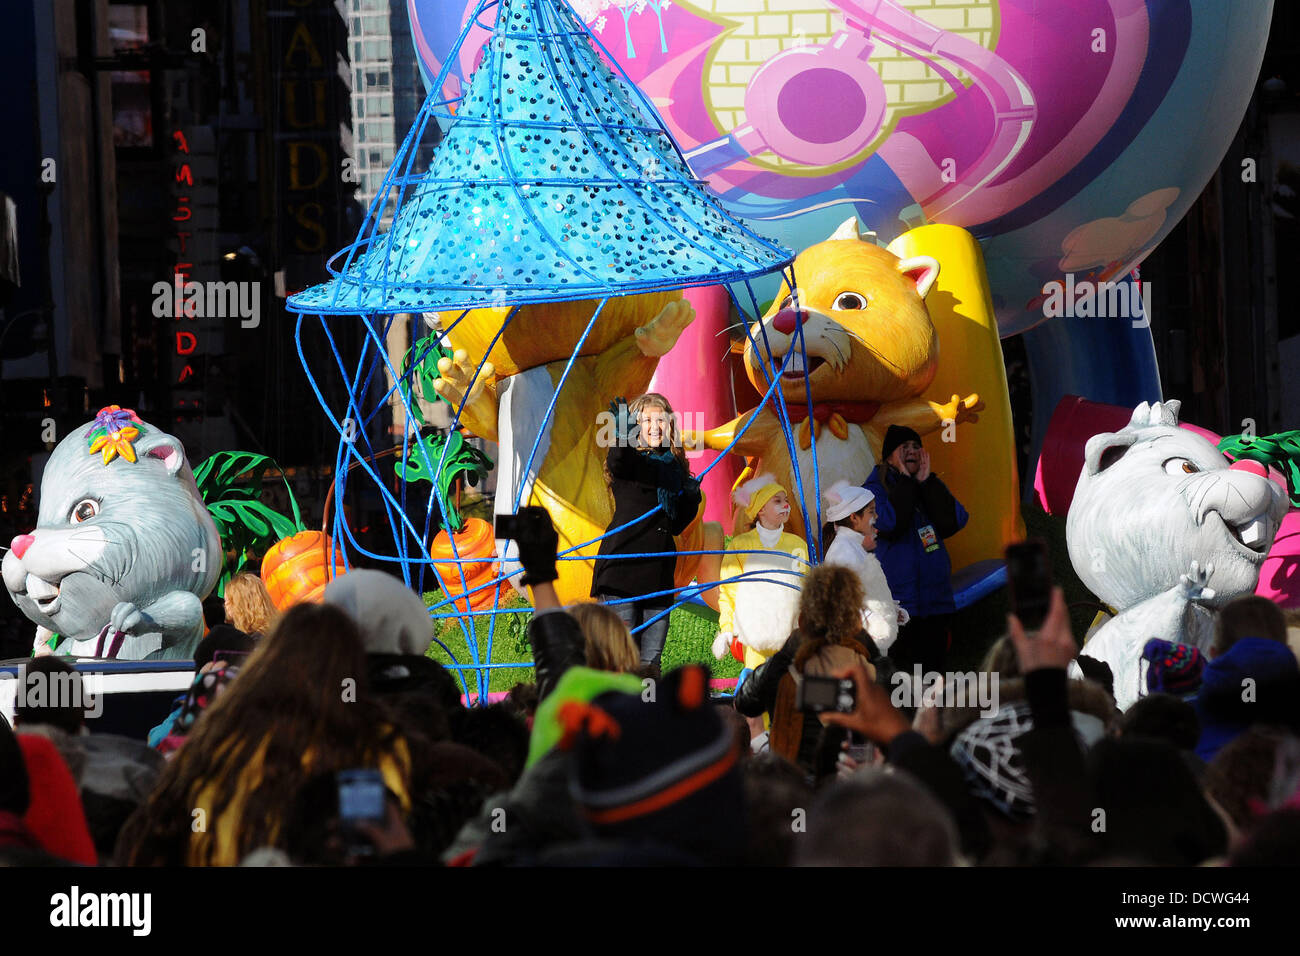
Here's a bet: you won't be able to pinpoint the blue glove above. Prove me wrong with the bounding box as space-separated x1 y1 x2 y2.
608 397 638 445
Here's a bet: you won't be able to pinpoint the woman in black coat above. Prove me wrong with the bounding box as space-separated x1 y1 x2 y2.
590 393 701 676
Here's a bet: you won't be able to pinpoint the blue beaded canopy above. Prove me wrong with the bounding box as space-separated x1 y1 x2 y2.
284 0 814 703
288 0 791 315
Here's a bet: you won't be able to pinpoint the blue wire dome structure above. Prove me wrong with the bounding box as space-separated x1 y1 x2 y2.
291 0 789 313
286 0 809 700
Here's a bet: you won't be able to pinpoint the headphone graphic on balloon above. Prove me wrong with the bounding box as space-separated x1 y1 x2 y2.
682 0 1036 218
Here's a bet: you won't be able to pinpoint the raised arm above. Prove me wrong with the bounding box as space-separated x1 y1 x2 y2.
513 510 587 700
879 470 919 542
1009 588 1096 864
820 661 991 861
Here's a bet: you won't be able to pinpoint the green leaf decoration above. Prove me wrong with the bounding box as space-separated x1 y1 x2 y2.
196 450 307 595
395 431 495 534
1218 430 1300 508
399 332 455 425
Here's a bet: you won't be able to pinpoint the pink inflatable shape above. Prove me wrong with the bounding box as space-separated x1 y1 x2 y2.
1259 512 1300 609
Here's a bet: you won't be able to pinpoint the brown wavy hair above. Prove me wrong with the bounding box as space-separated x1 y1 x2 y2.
569 602 639 673
603 393 690 485
116 603 407 866
792 564 867 670
223 573 278 635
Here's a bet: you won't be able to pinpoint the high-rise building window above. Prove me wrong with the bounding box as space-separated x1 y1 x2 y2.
108 5 153 148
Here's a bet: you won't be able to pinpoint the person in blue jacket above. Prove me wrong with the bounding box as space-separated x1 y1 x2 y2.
863 425 968 675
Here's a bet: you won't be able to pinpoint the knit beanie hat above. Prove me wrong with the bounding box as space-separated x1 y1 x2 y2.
733 472 785 524
527 666 643 769
157 663 242 756
881 424 922 463
949 701 1037 820
564 665 745 859
822 480 874 524
323 569 433 656
1142 639 1205 697
16 734 97 865
0 718 29 816
950 701 1107 821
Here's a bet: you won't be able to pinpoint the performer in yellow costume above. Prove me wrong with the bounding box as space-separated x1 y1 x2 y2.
713 473 809 671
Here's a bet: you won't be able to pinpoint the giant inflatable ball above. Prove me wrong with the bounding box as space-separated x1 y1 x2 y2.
411 0 1274 336
2 406 222 660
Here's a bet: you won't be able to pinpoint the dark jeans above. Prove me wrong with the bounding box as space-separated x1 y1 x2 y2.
600 595 671 673
890 613 950 678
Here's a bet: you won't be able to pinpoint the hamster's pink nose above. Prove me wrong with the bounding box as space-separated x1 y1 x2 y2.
1228 458 1287 491
10 534 34 559
772 309 802 335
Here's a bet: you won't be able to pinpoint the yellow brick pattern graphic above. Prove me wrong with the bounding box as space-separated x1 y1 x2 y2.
680 0 1001 172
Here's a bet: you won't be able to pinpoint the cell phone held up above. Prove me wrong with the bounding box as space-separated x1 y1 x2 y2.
796 674 856 714
337 768 386 858
1005 538 1052 631
494 506 549 542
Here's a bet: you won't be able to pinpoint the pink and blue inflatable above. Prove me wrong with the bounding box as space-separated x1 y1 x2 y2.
407 0 1275 468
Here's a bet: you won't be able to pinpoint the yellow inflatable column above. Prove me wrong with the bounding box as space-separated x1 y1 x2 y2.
886 225 1024 572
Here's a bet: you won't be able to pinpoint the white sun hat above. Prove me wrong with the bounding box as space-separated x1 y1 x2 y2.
822 480 875 523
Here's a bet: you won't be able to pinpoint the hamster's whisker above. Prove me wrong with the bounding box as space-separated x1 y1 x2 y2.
1226 484 1250 511
1198 479 1218 516
1180 478 1204 520
840 327 903 371
1189 478 1218 524
851 336 905 374
825 339 849 368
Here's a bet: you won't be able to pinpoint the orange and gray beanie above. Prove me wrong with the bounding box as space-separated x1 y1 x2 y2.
562 665 745 860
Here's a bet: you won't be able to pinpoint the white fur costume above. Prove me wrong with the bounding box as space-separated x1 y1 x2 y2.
715 523 809 666
714 474 809 667
823 528 906 653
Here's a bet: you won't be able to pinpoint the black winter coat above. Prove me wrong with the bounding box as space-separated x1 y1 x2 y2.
526 609 587 701
590 444 700 602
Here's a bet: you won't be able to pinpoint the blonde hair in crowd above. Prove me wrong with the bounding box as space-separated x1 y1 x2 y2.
569 602 640 673
224 573 278 635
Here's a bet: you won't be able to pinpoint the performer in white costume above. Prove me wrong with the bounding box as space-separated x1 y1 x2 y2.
821 480 908 654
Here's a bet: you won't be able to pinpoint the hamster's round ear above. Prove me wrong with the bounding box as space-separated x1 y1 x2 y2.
1130 400 1181 428
897 256 940 299
1082 431 1137 477
138 435 187 477
829 217 863 242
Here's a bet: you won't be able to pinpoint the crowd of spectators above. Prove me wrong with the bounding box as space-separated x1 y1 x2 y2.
2 505 1299 868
